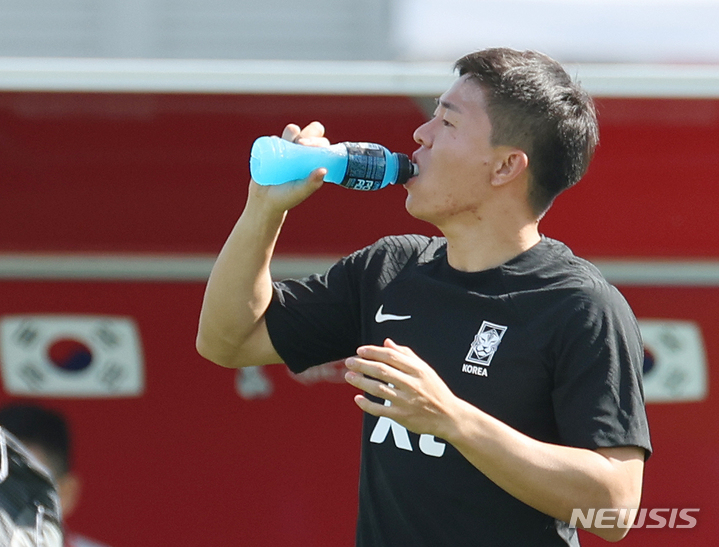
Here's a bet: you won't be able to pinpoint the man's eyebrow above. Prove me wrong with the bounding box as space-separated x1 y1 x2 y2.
435 97 462 113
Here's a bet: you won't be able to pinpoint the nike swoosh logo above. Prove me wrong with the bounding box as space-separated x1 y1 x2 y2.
375 305 412 323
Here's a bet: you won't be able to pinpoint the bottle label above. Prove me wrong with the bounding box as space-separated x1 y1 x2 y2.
341 143 386 191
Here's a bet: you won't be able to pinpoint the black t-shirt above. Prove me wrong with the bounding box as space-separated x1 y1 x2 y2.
266 235 652 547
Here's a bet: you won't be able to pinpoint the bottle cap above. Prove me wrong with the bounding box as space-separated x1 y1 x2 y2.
395 153 418 185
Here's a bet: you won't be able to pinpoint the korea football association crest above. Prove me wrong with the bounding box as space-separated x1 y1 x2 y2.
465 321 508 366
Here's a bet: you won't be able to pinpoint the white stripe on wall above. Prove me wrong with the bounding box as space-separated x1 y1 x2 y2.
0 254 336 282
1 58 719 98
1 254 719 286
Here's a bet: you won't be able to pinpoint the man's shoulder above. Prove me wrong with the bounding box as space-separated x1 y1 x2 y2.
533 237 611 288
362 234 445 264
351 234 444 281
370 233 444 253
533 238 635 319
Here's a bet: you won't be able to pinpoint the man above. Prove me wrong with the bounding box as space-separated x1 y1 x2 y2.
0 404 112 547
0 426 63 547
197 48 651 546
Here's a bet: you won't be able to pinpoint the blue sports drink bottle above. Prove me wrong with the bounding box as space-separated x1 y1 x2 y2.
250 136 418 191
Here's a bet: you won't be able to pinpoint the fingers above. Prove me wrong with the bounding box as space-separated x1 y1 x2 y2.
247 164 325 214
281 121 330 147
345 366 398 400
345 358 402 419
355 339 417 375
344 340 418 406
345 354 394 385
296 167 327 197
343 339 419 400
382 338 416 358
299 120 326 140
352 393 388 417
281 123 301 142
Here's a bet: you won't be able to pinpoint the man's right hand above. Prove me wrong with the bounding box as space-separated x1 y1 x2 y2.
247 121 330 215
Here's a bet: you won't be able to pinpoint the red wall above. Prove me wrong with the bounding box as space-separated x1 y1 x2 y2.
1 91 717 546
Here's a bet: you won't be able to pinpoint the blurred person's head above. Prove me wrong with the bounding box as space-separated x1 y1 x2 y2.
0 403 81 519
453 47 599 217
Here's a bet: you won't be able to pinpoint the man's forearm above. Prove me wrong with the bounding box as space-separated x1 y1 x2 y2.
444 399 644 541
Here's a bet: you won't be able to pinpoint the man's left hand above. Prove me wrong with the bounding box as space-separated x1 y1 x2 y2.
344 338 459 439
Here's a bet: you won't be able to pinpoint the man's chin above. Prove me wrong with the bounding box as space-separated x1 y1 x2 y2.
404 195 435 225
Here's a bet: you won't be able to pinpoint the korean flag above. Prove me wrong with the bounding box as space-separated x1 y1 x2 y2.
1 315 144 398
639 319 707 403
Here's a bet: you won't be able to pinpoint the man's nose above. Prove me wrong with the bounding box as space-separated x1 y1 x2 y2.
413 119 432 147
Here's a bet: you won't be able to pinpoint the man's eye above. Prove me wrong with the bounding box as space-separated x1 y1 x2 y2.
442 119 453 127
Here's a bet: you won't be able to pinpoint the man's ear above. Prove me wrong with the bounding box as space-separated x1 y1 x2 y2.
491 149 529 187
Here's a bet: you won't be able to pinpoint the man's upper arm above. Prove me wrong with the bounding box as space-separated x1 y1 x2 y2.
231 317 284 368
551 287 652 458
197 315 284 369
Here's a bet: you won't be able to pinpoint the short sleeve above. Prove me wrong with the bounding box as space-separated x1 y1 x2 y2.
265 252 363 374
551 286 652 459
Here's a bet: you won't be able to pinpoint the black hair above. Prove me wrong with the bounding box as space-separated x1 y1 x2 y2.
455 48 599 216
0 403 71 477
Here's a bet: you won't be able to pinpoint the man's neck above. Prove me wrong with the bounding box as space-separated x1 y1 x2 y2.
442 220 541 273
